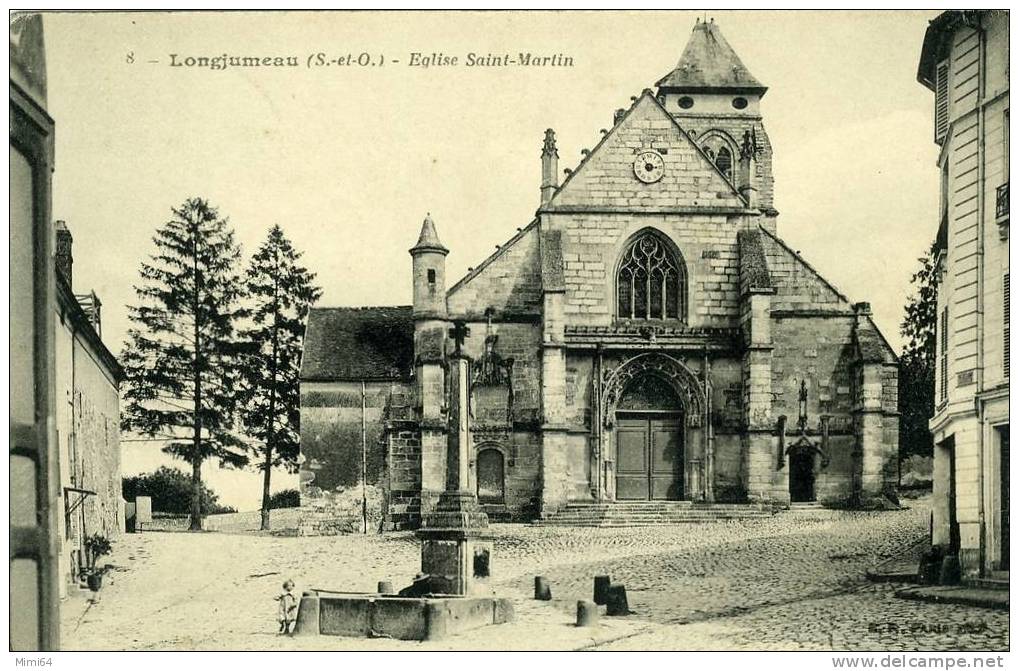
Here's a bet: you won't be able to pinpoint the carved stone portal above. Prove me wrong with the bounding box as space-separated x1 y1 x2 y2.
601 352 707 428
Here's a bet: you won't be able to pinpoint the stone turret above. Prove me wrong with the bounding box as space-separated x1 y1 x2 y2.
410 214 448 320
410 214 450 513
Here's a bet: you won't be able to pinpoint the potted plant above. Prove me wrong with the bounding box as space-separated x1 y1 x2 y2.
83 533 112 591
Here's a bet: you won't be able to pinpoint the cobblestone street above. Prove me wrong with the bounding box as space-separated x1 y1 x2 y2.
61 498 1008 651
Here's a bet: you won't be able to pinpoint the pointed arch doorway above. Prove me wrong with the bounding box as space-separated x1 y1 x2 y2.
615 374 684 500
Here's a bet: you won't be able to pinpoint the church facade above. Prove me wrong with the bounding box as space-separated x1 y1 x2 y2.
299 21 900 529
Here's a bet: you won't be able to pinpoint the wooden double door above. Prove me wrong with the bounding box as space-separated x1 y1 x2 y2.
616 413 683 500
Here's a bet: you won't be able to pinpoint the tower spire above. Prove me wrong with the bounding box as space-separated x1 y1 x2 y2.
655 20 767 96
411 212 449 255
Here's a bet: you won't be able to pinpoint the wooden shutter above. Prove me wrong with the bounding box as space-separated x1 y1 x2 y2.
10 84 60 651
935 61 950 144
1005 273 1010 376
940 307 949 402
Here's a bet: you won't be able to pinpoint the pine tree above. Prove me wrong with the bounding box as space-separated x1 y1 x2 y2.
898 239 939 460
121 198 249 530
239 225 321 530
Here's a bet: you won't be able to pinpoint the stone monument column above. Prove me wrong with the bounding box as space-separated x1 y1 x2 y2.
416 321 491 596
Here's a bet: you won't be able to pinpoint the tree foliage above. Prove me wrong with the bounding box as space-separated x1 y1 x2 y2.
238 225 321 529
898 240 939 460
120 198 249 530
122 466 235 515
268 488 301 509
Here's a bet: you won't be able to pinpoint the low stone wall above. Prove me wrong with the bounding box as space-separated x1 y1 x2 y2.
203 507 304 533
143 514 192 532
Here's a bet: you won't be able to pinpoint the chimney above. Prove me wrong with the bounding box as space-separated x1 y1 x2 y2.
55 220 73 287
737 129 758 209
540 128 559 207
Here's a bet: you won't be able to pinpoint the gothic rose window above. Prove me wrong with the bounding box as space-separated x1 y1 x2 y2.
616 232 685 321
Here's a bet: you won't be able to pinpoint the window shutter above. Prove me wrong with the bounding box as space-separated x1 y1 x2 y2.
935 61 950 144
1005 273 1010 376
940 307 949 402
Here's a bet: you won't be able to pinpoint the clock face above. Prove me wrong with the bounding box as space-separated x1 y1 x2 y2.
633 150 665 183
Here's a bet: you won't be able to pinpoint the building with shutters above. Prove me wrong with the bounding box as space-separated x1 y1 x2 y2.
920 10 1009 582
299 19 900 529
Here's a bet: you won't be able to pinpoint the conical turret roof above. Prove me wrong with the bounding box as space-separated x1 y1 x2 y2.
410 213 449 255
656 20 767 95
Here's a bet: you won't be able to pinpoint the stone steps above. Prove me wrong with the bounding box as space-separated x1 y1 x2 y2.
968 577 1009 591
788 502 825 510
536 501 777 527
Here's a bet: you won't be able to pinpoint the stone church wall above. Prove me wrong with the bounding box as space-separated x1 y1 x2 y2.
472 430 542 519
770 317 856 425
384 421 421 529
713 434 745 501
447 224 543 317
548 211 743 328
451 321 543 426
564 355 594 428
682 118 775 212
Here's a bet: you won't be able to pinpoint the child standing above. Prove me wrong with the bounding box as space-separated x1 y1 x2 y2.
276 579 298 635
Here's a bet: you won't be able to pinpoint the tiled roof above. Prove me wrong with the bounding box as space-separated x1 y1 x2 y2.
656 20 767 94
300 306 414 382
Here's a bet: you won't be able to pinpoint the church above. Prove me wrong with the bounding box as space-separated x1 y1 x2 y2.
298 20 900 530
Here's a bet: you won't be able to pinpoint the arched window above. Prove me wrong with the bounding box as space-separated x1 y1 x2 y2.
616 231 686 321
715 146 733 181
700 130 739 187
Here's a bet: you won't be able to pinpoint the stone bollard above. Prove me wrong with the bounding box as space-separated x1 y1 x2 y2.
593 575 611 605
938 555 961 586
534 576 552 600
576 600 599 627
378 580 395 595
605 585 630 616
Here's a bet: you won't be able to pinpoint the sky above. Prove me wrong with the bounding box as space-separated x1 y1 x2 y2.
41 10 942 510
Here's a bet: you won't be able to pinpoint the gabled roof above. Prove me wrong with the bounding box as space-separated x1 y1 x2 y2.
300 306 414 382
546 89 747 210
446 218 539 298
758 225 852 308
656 20 767 95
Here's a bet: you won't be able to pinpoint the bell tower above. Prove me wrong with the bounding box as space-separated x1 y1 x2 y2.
656 19 776 225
